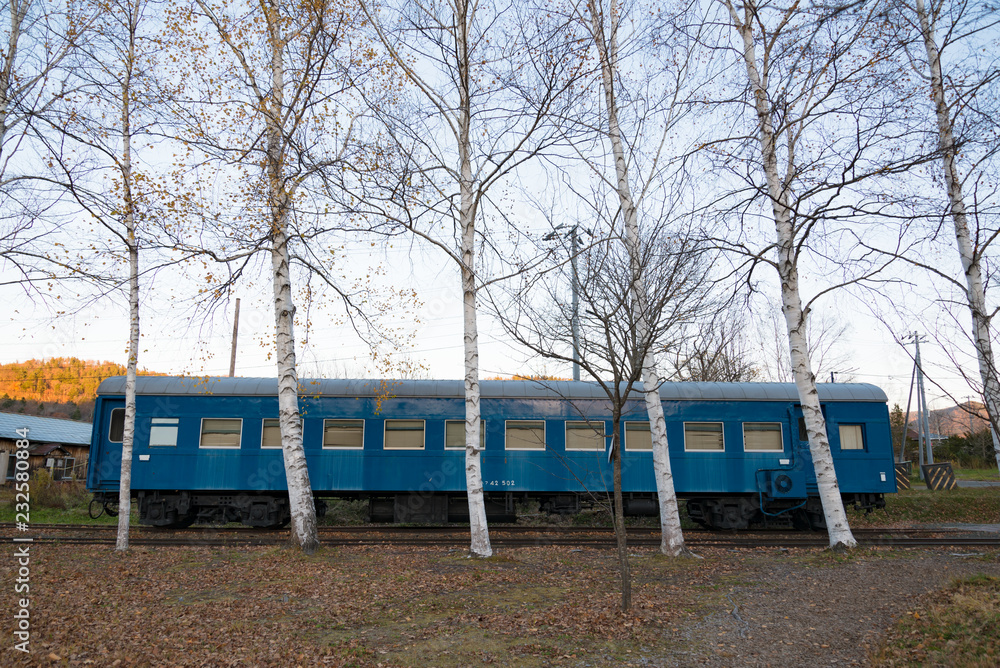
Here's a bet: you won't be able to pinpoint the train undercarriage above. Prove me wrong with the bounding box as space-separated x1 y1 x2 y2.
91 490 884 530
686 492 886 530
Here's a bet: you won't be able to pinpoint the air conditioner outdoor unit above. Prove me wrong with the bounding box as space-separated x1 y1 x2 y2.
762 469 805 499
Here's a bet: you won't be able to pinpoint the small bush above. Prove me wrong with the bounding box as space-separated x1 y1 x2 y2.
29 469 91 510
318 498 368 525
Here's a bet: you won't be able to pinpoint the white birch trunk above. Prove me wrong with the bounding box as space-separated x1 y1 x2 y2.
587 0 689 556
115 0 141 553
916 0 1000 474
270 225 319 553
723 0 856 548
117 183 137 552
265 3 319 553
780 273 855 548
455 0 491 558
462 264 491 557
641 358 691 556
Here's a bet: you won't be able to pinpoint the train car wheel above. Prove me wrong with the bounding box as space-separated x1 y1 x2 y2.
88 498 105 519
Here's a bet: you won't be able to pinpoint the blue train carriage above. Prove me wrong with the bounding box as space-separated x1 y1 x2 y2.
668 382 896 529
87 377 896 529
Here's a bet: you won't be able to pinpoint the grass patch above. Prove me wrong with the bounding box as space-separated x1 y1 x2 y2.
0 471 124 524
795 546 891 567
368 625 599 668
952 467 1000 482
871 575 1000 667
0 503 129 525
849 486 1000 527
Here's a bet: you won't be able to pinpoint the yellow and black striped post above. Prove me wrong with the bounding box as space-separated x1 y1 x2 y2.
921 462 958 491
894 462 911 491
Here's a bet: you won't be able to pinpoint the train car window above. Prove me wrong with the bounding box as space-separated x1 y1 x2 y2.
565 421 603 451
798 407 828 441
384 419 425 449
149 418 179 447
684 422 724 451
505 420 546 450
624 422 653 451
323 419 365 449
109 408 125 443
839 424 864 450
445 420 485 449
262 419 281 448
743 422 783 452
261 419 304 448
199 418 243 448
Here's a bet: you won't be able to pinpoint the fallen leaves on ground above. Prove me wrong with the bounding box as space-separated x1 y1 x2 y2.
1 541 998 667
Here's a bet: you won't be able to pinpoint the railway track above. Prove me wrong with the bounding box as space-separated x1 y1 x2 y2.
2 523 998 549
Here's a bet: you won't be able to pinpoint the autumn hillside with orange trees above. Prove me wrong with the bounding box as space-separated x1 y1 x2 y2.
0 358 166 422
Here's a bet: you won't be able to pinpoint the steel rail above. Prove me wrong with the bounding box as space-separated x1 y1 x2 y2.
6 528 998 549
0 523 983 535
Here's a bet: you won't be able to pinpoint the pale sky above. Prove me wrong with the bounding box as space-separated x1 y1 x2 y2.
0 237 981 414
1 0 992 419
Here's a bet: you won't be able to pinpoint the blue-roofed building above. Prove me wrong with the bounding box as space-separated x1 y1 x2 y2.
0 412 92 482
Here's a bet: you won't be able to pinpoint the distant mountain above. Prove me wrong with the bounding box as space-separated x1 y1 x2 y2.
0 358 165 422
908 401 990 438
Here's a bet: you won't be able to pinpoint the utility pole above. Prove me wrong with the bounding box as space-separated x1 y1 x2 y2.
967 396 974 436
915 358 925 474
900 363 916 464
570 225 581 381
544 225 587 381
906 332 934 470
917 336 933 465
229 298 241 377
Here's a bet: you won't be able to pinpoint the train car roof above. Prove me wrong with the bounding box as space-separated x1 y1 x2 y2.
96 376 889 403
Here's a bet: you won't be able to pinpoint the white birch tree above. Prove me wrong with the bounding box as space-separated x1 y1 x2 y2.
711 0 916 548
166 0 385 553
908 0 1000 473
109 0 141 553
351 0 584 557
579 0 698 557
33 0 164 551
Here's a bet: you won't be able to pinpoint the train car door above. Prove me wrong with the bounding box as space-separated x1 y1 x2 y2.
792 404 833 495
791 405 812 495
88 399 126 491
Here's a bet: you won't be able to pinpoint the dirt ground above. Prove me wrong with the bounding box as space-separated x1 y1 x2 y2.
2 540 998 667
